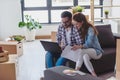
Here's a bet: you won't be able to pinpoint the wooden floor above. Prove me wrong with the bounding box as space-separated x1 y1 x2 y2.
18 40 46 80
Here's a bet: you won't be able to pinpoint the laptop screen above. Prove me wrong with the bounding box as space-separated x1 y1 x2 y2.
40 40 62 54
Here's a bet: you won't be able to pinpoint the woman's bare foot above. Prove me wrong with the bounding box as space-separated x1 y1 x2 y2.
91 71 97 77
75 67 80 70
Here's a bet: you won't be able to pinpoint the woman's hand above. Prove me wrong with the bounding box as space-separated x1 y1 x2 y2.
71 45 83 51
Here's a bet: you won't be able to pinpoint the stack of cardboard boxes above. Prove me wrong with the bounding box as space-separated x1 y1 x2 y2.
0 41 23 56
0 41 23 80
0 54 18 80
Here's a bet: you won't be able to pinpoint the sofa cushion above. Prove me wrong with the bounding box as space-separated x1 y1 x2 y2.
95 24 116 48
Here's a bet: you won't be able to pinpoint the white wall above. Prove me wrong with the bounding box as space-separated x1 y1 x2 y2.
0 0 22 40
0 0 58 40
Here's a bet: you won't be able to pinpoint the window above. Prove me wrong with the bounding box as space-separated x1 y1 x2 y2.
78 0 90 5
51 10 69 22
24 11 48 23
24 0 47 7
52 0 73 6
21 0 103 24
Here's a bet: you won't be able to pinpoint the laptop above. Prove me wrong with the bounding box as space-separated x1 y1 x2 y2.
40 40 62 54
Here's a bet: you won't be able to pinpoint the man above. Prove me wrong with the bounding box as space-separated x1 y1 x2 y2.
45 11 82 68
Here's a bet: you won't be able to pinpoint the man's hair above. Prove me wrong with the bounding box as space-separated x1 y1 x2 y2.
61 11 72 19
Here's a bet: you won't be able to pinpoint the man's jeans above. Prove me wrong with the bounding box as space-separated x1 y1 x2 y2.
46 51 67 68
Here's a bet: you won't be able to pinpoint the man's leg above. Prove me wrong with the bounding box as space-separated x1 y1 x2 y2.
56 57 67 66
46 51 53 68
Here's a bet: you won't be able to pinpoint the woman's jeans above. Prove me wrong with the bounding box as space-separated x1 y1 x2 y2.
46 51 67 68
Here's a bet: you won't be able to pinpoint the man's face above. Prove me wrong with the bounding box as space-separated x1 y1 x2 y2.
61 17 71 28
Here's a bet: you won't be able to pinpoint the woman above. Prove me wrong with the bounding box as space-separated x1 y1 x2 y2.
72 12 104 76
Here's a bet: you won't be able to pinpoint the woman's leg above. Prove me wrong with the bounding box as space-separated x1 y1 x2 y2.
46 51 54 68
75 54 84 70
83 54 96 76
83 48 102 76
55 57 67 66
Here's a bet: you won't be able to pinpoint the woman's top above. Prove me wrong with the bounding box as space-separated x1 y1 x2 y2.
83 27 104 55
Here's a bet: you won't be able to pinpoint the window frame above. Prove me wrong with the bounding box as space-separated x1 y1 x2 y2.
21 0 103 24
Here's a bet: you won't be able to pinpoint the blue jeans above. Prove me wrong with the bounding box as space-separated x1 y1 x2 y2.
46 51 61 68
46 52 67 68
46 51 54 68
56 57 67 66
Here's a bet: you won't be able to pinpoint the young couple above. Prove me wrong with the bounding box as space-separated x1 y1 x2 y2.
45 11 103 76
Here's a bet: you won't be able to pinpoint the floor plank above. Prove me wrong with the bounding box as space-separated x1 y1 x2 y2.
18 40 46 80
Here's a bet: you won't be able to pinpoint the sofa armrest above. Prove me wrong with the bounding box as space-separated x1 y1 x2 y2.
113 33 120 40
113 33 120 45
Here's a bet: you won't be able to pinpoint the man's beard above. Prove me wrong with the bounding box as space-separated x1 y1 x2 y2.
62 23 72 28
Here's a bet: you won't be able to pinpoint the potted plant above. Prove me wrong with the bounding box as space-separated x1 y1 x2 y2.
71 6 84 14
104 10 109 18
10 35 25 42
18 15 42 41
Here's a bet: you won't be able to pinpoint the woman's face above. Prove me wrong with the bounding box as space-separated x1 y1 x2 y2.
72 20 83 29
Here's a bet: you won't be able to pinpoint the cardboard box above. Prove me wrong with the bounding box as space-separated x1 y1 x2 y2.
0 54 18 80
0 41 23 56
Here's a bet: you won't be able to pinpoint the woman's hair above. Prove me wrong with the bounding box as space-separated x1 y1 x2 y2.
73 12 98 39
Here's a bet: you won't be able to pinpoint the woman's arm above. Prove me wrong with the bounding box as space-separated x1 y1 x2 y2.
83 27 95 48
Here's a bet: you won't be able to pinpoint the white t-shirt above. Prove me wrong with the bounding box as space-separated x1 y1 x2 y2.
65 28 71 45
